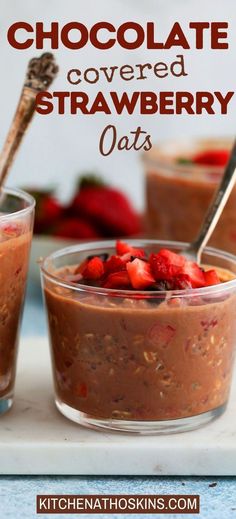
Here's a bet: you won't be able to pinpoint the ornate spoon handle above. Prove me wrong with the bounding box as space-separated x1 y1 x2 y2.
0 52 58 187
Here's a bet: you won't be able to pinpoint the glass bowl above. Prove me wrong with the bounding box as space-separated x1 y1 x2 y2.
144 138 236 254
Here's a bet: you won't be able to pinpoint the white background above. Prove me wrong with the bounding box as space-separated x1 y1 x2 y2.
1 0 236 209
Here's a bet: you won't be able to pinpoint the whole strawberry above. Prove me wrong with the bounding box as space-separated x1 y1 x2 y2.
69 176 141 237
26 189 63 234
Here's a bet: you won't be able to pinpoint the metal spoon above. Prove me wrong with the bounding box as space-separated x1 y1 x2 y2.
183 139 236 264
0 53 58 188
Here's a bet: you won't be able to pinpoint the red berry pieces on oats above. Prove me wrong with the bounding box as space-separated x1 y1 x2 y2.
116 240 145 259
104 255 126 275
82 256 104 280
74 240 222 291
149 253 180 281
103 271 131 289
181 261 206 289
204 269 220 286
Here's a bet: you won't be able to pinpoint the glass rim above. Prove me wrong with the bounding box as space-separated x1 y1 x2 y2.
40 239 236 299
0 187 35 221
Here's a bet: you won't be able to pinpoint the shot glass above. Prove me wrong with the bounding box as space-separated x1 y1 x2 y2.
0 187 35 414
41 240 236 434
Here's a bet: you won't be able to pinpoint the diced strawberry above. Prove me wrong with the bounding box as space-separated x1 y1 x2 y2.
149 253 181 281
126 258 155 290
181 261 206 288
172 274 192 290
193 149 229 167
74 259 88 275
147 323 176 347
204 269 220 286
103 271 131 289
82 256 104 280
116 240 145 258
75 382 87 398
104 255 125 275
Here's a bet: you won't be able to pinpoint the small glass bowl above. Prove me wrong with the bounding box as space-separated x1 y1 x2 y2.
144 138 236 254
41 239 236 434
0 187 35 415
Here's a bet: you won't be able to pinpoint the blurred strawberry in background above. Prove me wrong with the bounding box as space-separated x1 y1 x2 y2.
25 174 142 239
28 189 63 234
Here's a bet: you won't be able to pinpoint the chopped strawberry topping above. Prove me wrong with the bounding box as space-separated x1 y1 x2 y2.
158 248 186 268
104 255 125 275
204 269 220 286
103 271 131 289
193 149 229 167
126 258 155 289
172 274 192 290
82 256 104 280
181 261 206 289
150 253 181 281
74 240 222 291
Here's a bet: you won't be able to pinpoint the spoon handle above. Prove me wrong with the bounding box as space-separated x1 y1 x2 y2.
188 139 236 263
0 53 58 188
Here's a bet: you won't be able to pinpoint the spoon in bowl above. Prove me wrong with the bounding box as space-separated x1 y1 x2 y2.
182 139 236 264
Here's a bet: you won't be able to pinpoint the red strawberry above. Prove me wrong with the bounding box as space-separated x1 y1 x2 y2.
204 269 220 286
116 240 145 258
70 186 141 237
149 253 181 281
104 255 126 275
103 271 131 289
158 249 186 268
82 256 104 280
34 195 62 233
172 274 192 290
193 149 229 167
181 261 206 288
126 258 155 289
75 382 87 398
53 218 99 239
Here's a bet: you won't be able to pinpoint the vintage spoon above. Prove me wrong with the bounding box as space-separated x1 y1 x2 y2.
183 139 236 264
0 52 58 188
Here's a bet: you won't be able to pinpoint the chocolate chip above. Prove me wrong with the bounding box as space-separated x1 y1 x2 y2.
130 255 148 262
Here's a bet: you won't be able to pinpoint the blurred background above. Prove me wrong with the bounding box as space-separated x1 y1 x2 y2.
1 0 236 211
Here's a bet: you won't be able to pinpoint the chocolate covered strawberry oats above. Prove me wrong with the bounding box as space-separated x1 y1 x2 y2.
144 138 236 255
41 240 236 434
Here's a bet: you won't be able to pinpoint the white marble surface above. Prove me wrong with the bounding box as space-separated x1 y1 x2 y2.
0 337 236 476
